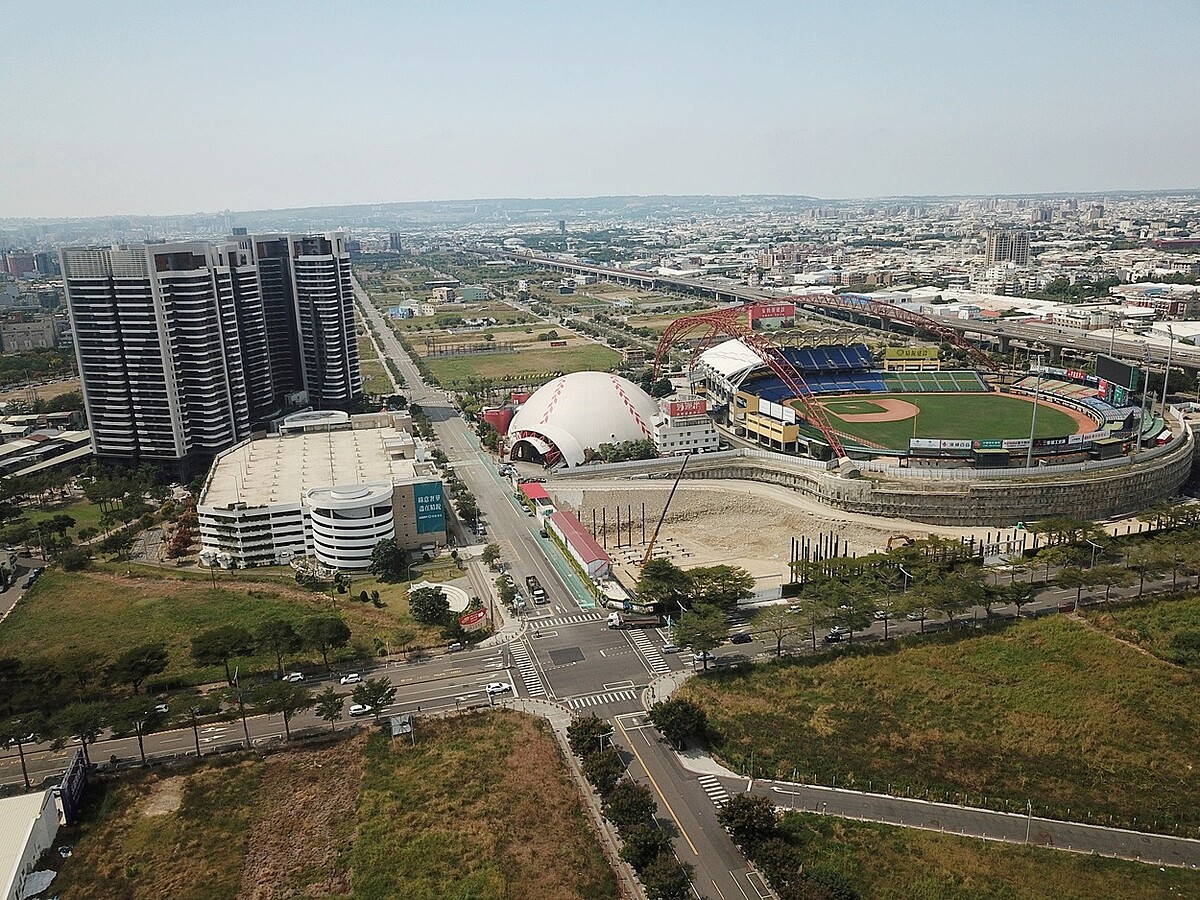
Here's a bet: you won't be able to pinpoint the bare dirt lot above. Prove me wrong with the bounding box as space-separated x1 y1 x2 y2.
551 479 1014 589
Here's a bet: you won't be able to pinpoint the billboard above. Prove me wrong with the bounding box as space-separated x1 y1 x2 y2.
667 398 707 418
458 608 488 629
884 346 939 360
748 302 795 327
1096 354 1139 391
413 482 445 534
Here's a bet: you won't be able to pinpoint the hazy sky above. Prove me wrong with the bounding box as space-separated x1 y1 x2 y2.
4 1 1198 218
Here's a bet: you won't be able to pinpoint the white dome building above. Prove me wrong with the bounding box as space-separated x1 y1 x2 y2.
507 372 659 467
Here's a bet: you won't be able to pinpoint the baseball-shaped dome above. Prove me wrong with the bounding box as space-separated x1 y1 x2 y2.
507 371 658 467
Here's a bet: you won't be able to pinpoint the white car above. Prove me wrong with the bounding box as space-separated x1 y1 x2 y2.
339 673 362 685
282 672 305 683
661 643 681 654
348 703 374 717
153 703 170 715
692 651 715 662
485 681 512 696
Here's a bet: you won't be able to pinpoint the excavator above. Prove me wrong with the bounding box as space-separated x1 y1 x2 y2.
639 454 690 567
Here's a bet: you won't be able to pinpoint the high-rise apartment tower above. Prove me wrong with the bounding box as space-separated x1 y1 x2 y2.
984 229 1030 266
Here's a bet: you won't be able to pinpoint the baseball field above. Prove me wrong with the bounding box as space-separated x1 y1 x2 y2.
812 392 1091 449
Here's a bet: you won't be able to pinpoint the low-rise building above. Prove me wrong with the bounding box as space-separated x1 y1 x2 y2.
652 396 719 455
198 411 445 570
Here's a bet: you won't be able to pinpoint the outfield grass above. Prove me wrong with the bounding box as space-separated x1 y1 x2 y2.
1084 595 1200 665
352 712 617 899
779 812 1200 900
0 568 443 687
678 616 1200 833
425 343 620 385
814 392 1083 449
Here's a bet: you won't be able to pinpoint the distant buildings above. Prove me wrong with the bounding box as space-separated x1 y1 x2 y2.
61 231 362 477
985 229 1030 267
0 312 61 352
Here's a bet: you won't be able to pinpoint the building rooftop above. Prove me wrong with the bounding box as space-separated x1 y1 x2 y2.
201 428 431 510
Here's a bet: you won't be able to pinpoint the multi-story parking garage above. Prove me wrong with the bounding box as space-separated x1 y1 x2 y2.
198 411 446 570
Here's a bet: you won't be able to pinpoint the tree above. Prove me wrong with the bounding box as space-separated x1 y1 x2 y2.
111 697 167 765
165 523 197 560
0 714 46 790
583 747 625 795
674 603 725 669
299 617 352 672
687 565 755 610
254 681 313 740
1125 543 1167 597
1092 563 1133 602
639 854 694 900
480 543 501 568
830 582 875 644
1055 565 1088 607
368 537 405 580
256 620 302 678
602 780 657 830
352 678 397 720
647 698 707 750
789 594 833 651
315 686 345 732
409 586 450 625
55 649 109 698
107 642 169 695
53 701 108 766
717 793 780 849
1002 580 1036 618
754 606 802 657
191 626 256 686
567 713 612 759
619 824 672 873
636 559 693 611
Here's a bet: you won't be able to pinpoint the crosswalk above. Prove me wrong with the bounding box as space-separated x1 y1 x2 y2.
530 611 607 629
626 628 672 675
565 689 638 710
697 774 730 807
508 642 546 697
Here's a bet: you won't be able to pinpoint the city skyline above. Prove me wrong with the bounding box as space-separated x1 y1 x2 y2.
3 1 1199 218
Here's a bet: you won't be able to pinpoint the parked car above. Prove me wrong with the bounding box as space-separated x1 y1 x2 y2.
823 632 845 644
828 625 851 636
872 610 891 621
905 611 925 622
348 704 373 718
447 642 464 653
153 703 170 715
729 632 753 644
661 643 681 654
339 673 362 685
485 681 512 696
692 651 716 663
282 672 305 683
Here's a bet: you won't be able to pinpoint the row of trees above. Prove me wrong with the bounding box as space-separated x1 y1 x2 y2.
191 616 353 684
567 715 693 900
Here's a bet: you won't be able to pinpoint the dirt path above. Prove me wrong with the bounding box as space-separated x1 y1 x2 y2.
821 397 920 423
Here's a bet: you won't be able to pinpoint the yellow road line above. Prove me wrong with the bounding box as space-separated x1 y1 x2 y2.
615 718 699 856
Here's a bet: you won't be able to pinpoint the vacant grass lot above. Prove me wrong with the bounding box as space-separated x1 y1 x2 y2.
780 811 1200 900
813 392 1083 449
1084 595 1200 665
679 616 1200 832
357 333 393 395
24 497 107 539
0 568 442 687
425 343 619 384
352 712 617 899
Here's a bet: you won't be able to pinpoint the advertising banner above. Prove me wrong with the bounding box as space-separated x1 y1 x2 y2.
413 482 445 534
458 608 488 628
749 302 795 321
1002 438 1032 450
884 346 939 360
667 399 707 418
972 439 1003 450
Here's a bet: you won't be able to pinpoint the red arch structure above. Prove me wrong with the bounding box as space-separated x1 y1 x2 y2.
792 294 1000 371
655 309 849 460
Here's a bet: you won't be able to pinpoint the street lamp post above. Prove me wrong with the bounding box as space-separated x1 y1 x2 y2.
1136 347 1152 454
189 707 202 758
1025 799 1034 844
1160 324 1174 412
1024 353 1045 470
1087 539 1102 570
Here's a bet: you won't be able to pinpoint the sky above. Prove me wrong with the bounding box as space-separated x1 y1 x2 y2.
3 0 1199 218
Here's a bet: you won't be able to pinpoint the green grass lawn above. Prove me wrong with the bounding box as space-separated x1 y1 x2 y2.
24 498 107 538
425 343 620 385
779 812 1200 900
1084 595 1200 665
678 616 1200 834
810 392 1083 449
0 568 443 688
356 335 393 396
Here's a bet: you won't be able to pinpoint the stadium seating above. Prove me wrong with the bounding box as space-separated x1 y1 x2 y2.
882 371 987 393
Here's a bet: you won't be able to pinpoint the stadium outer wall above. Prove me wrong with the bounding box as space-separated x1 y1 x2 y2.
554 423 1194 527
